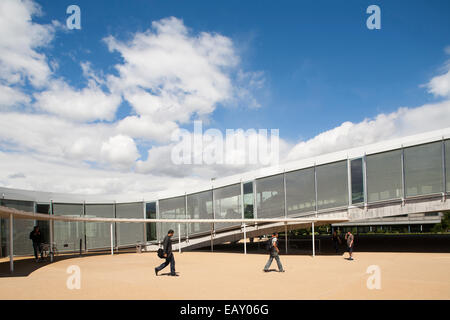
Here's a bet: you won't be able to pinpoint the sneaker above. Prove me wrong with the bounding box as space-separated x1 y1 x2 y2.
170 273 179 277
154 268 158 276
279 270 285 273
263 269 269 272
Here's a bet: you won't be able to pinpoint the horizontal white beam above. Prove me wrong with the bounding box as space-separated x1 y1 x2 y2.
0 206 348 224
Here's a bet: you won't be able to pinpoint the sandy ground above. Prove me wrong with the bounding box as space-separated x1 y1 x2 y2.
0 250 449 300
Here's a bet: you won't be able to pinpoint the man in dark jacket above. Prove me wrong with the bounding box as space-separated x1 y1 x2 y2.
155 229 178 276
29 226 43 262
263 232 285 273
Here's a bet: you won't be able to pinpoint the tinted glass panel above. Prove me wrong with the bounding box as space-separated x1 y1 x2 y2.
256 174 285 218
159 196 186 240
446 140 450 192
146 202 157 241
213 184 241 231
366 150 402 202
115 202 144 247
2 199 35 256
85 204 114 249
286 167 316 216
316 161 348 210
187 191 213 236
351 158 364 204
243 182 254 219
53 203 84 253
404 142 443 197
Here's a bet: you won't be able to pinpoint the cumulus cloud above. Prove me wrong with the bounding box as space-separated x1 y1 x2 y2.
33 78 122 122
426 63 450 98
0 0 55 87
287 100 450 161
0 84 30 109
100 135 140 168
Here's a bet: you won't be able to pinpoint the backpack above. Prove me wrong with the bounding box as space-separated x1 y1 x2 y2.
157 248 165 259
264 238 273 252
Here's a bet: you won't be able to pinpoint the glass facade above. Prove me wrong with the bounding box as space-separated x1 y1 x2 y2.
53 203 84 253
115 202 145 247
350 158 364 204
158 196 186 240
316 161 348 210
146 202 157 242
446 140 450 192
366 149 403 202
1 199 35 256
85 204 115 250
286 167 316 216
256 174 285 218
1 137 449 257
243 182 254 219
404 142 443 197
213 184 241 231
187 191 213 236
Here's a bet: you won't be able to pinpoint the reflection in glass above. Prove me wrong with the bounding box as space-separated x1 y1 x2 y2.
351 158 364 204
316 161 348 210
286 167 316 216
366 150 402 202
213 184 241 231
404 142 443 197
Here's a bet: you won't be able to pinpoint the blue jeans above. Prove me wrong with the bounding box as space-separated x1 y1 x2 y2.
264 251 284 271
156 253 176 275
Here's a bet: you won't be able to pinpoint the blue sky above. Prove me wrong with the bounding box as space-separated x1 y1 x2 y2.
0 0 449 196
33 0 450 140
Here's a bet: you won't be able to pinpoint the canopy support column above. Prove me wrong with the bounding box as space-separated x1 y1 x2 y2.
9 213 13 273
312 222 315 257
110 223 114 256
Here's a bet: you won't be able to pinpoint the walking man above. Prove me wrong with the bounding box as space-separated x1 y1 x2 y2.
155 229 178 276
29 226 43 262
345 231 354 260
263 232 285 273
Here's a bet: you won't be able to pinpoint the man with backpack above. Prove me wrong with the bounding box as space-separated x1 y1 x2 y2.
263 232 285 273
155 229 178 276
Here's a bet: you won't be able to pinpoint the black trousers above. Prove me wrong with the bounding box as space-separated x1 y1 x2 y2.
33 242 43 259
156 253 175 275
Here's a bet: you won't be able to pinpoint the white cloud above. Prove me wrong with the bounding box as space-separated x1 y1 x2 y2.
100 135 139 168
426 62 450 98
33 78 121 122
287 100 450 161
0 0 55 87
0 84 30 109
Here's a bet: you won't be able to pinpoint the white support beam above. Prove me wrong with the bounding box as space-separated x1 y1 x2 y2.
9 213 13 273
312 222 315 258
50 220 54 262
284 222 288 254
110 223 114 256
243 223 247 255
178 223 181 253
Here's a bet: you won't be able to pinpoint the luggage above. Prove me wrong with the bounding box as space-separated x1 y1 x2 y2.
157 248 165 259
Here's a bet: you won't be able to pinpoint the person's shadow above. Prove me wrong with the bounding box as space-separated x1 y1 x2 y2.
158 272 180 276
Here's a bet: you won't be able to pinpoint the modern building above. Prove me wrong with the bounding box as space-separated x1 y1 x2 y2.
1 127 449 258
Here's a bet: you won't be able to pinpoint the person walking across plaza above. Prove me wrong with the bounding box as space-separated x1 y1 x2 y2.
263 232 285 273
155 229 178 276
345 231 354 260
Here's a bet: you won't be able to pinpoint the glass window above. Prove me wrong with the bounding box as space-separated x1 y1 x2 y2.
446 140 450 192
366 149 403 202
316 161 348 210
53 203 84 253
404 142 443 197
187 191 213 236
36 204 50 250
115 202 145 247
1 199 35 256
85 204 114 250
351 158 364 204
146 202 157 242
256 174 285 218
286 167 316 216
158 196 186 241
243 182 254 219
213 184 241 231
